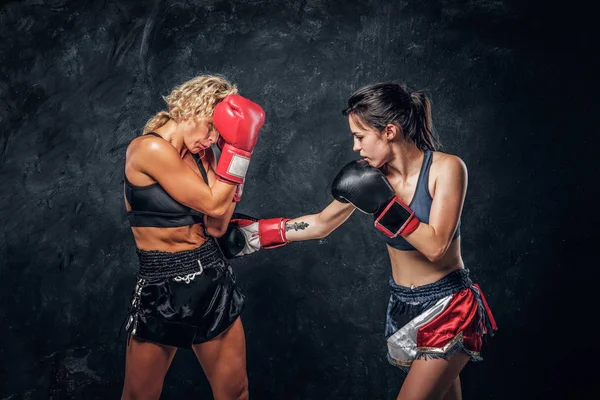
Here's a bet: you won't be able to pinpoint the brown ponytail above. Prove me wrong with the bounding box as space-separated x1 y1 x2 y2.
410 91 439 151
343 83 441 151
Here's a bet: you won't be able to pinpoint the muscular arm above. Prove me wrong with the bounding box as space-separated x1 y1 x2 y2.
127 137 236 218
205 202 237 237
203 148 238 237
216 191 355 258
402 155 467 262
284 200 356 241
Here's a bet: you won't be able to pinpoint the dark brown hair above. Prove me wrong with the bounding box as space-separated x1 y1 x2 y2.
342 82 440 151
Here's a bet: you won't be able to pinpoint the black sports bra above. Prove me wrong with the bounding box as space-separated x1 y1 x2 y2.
124 132 208 227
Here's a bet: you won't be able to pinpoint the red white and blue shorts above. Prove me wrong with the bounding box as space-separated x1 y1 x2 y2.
385 269 497 372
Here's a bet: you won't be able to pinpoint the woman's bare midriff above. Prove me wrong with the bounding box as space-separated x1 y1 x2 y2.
130 225 208 252
124 147 213 253
387 237 464 288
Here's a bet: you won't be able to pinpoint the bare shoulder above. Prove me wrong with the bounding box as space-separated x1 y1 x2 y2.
429 152 467 199
431 151 467 178
126 134 176 165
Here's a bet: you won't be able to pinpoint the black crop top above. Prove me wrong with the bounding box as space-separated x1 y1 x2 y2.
124 132 208 227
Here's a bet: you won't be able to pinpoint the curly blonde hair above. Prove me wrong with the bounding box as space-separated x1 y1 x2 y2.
143 74 238 134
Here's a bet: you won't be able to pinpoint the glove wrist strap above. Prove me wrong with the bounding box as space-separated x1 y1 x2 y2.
260 218 290 249
374 197 420 238
216 143 252 185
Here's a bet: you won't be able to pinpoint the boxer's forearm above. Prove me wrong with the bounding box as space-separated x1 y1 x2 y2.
205 201 237 237
285 200 355 242
283 214 322 241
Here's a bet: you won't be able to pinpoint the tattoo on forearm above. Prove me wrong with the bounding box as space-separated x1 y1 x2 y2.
285 221 309 232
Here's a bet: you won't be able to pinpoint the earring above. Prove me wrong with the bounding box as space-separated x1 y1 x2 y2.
198 149 206 159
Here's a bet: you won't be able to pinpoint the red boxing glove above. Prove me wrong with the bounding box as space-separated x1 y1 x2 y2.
215 136 243 202
216 213 290 258
258 217 290 249
232 182 243 202
216 136 226 152
213 95 265 185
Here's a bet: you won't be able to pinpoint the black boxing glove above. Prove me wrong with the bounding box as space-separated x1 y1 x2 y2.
331 160 420 237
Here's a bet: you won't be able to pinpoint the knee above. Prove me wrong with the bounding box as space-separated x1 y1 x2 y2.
229 375 249 400
121 381 163 400
235 383 249 400
220 377 248 400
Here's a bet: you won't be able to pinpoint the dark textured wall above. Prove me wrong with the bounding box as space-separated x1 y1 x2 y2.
0 0 593 399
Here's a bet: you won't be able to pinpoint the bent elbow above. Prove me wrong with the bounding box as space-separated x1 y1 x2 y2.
214 208 230 219
427 254 443 263
426 246 447 263
313 216 338 240
316 229 330 240
204 205 227 219
315 223 338 239
207 226 228 238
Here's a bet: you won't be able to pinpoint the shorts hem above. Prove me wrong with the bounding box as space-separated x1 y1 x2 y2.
386 340 484 373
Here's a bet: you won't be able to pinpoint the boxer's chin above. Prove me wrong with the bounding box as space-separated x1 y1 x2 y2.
191 145 206 154
364 157 382 168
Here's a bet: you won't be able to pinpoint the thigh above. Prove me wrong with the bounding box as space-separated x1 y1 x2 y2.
122 336 178 400
397 352 469 400
192 317 248 400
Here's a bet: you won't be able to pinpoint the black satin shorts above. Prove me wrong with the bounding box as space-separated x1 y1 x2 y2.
124 238 245 348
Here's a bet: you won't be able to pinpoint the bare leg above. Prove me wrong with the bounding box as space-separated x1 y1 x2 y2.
396 352 469 400
121 336 178 400
192 317 248 400
442 376 462 400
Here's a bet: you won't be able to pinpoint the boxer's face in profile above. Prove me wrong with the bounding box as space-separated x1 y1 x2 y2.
182 117 218 154
349 115 391 168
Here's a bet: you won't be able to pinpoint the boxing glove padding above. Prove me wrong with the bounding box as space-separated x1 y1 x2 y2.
218 223 251 259
331 160 420 238
213 95 265 184
216 213 290 259
213 95 265 151
331 160 396 214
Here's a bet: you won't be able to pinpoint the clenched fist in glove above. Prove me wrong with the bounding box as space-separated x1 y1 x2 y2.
331 160 420 238
216 213 290 259
213 95 265 185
